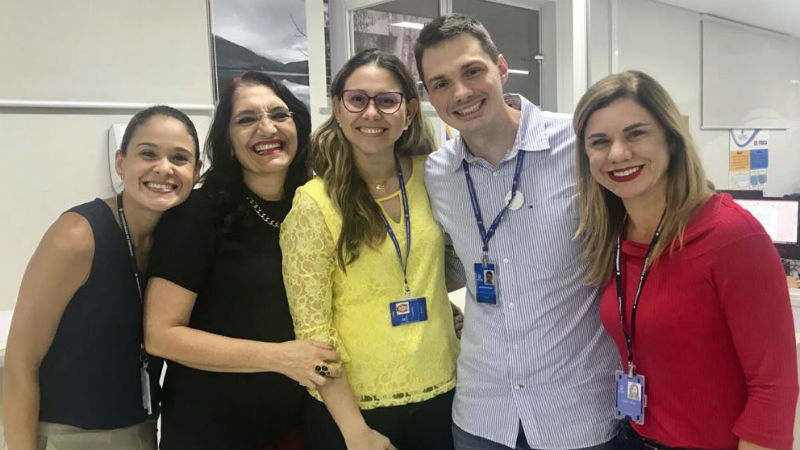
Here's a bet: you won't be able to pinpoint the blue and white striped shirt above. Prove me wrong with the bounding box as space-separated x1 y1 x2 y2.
425 95 620 449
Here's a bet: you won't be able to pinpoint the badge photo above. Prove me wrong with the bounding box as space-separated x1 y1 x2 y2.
395 301 410 315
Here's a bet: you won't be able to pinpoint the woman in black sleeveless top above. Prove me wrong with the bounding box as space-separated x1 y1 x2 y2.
144 72 340 450
3 106 200 449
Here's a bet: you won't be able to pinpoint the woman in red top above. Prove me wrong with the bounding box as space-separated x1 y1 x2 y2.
572 70 798 450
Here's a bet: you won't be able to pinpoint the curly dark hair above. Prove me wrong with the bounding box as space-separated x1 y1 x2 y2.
201 71 311 233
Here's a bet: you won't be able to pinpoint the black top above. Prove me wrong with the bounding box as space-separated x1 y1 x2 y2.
38 198 162 429
148 186 304 450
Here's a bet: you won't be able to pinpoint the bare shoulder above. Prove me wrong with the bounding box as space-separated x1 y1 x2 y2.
40 212 95 259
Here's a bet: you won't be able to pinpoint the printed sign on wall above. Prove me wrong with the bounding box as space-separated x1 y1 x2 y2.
729 129 769 189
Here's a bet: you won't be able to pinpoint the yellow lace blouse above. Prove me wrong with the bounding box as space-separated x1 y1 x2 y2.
280 155 459 409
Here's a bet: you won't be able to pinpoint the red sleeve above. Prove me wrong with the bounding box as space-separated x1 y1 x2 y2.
713 233 798 449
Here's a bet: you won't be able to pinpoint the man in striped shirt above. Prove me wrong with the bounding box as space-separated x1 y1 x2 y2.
414 14 622 450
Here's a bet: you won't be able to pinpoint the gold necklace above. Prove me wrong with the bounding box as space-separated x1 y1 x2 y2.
372 175 395 193
246 196 281 229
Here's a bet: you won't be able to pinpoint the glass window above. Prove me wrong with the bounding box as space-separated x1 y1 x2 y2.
349 1 438 97
452 0 540 104
326 0 540 104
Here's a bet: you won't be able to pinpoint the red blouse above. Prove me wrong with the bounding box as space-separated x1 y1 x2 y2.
600 194 798 449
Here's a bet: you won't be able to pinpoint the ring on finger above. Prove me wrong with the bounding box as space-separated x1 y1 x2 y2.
315 364 331 377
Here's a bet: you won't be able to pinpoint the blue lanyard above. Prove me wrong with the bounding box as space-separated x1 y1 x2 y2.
462 151 526 264
379 155 412 296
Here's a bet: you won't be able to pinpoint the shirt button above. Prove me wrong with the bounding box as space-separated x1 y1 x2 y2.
493 171 499 178
508 303 515 309
514 384 522 390
503 258 510 263
513 344 519 350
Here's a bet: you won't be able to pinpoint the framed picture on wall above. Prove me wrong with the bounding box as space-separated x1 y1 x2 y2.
208 0 310 106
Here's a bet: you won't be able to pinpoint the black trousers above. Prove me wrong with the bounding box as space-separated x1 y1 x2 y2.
618 422 720 450
304 389 455 450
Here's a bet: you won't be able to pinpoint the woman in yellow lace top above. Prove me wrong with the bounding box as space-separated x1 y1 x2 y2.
280 49 460 450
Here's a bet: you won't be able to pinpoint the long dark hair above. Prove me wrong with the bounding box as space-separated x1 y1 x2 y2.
202 71 311 233
311 48 435 269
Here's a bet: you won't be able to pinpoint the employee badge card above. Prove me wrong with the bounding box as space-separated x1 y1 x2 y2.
614 370 646 425
474 263 497 304
389 297 427 326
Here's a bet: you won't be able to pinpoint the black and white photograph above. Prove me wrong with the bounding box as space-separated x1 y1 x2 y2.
210 0 310 105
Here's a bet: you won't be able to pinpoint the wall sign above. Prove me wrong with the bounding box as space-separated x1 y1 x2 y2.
729 129 769 189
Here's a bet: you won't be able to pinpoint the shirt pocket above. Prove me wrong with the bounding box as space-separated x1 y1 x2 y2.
515 196 581 275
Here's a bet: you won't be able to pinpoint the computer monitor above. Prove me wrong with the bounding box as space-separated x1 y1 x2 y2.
717 189 763 199
733 197 800 259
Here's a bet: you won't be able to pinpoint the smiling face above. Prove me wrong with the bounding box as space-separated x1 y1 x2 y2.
229 84 298 185
420 33 508 138
334 64 417 160
584 98 671 207
116 115 199 212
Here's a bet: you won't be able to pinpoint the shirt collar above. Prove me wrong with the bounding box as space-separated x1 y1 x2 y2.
446 94 551 171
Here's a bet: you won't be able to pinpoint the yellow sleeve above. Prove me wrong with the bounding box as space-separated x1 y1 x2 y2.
280 190 350 363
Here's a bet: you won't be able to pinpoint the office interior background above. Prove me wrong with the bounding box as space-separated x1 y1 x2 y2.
1 0 799 441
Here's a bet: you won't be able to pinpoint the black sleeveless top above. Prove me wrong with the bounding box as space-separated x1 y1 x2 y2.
38 198 162 429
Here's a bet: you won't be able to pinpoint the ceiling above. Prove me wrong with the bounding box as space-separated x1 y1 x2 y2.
360 0 800 38
656 0 800 38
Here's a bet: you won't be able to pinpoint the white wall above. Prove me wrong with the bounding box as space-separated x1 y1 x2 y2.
554 0 575 113
306 0 330 130
0 0 214 311
606 0 799 196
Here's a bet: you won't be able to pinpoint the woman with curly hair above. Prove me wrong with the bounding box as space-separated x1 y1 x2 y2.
144 72 339 450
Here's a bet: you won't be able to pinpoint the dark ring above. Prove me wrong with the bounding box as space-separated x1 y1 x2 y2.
315 364 331 377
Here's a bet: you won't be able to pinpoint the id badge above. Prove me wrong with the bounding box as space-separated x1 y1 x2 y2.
614 370 646 424
474 263 497 304
389 297 427 326
140 366 153 415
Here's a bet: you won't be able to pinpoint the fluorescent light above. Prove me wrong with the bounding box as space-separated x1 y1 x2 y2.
791 79 800 84
391 22 424 30
508 69 529 75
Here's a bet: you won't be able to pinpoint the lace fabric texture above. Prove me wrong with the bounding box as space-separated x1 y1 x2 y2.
280 156 459 409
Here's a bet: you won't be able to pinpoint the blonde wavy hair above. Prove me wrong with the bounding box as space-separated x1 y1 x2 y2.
311 49 436 269
573 71 712 285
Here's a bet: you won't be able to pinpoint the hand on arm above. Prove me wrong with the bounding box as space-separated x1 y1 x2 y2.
144 277 339 389
3 214 93 449
451 302 464 338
